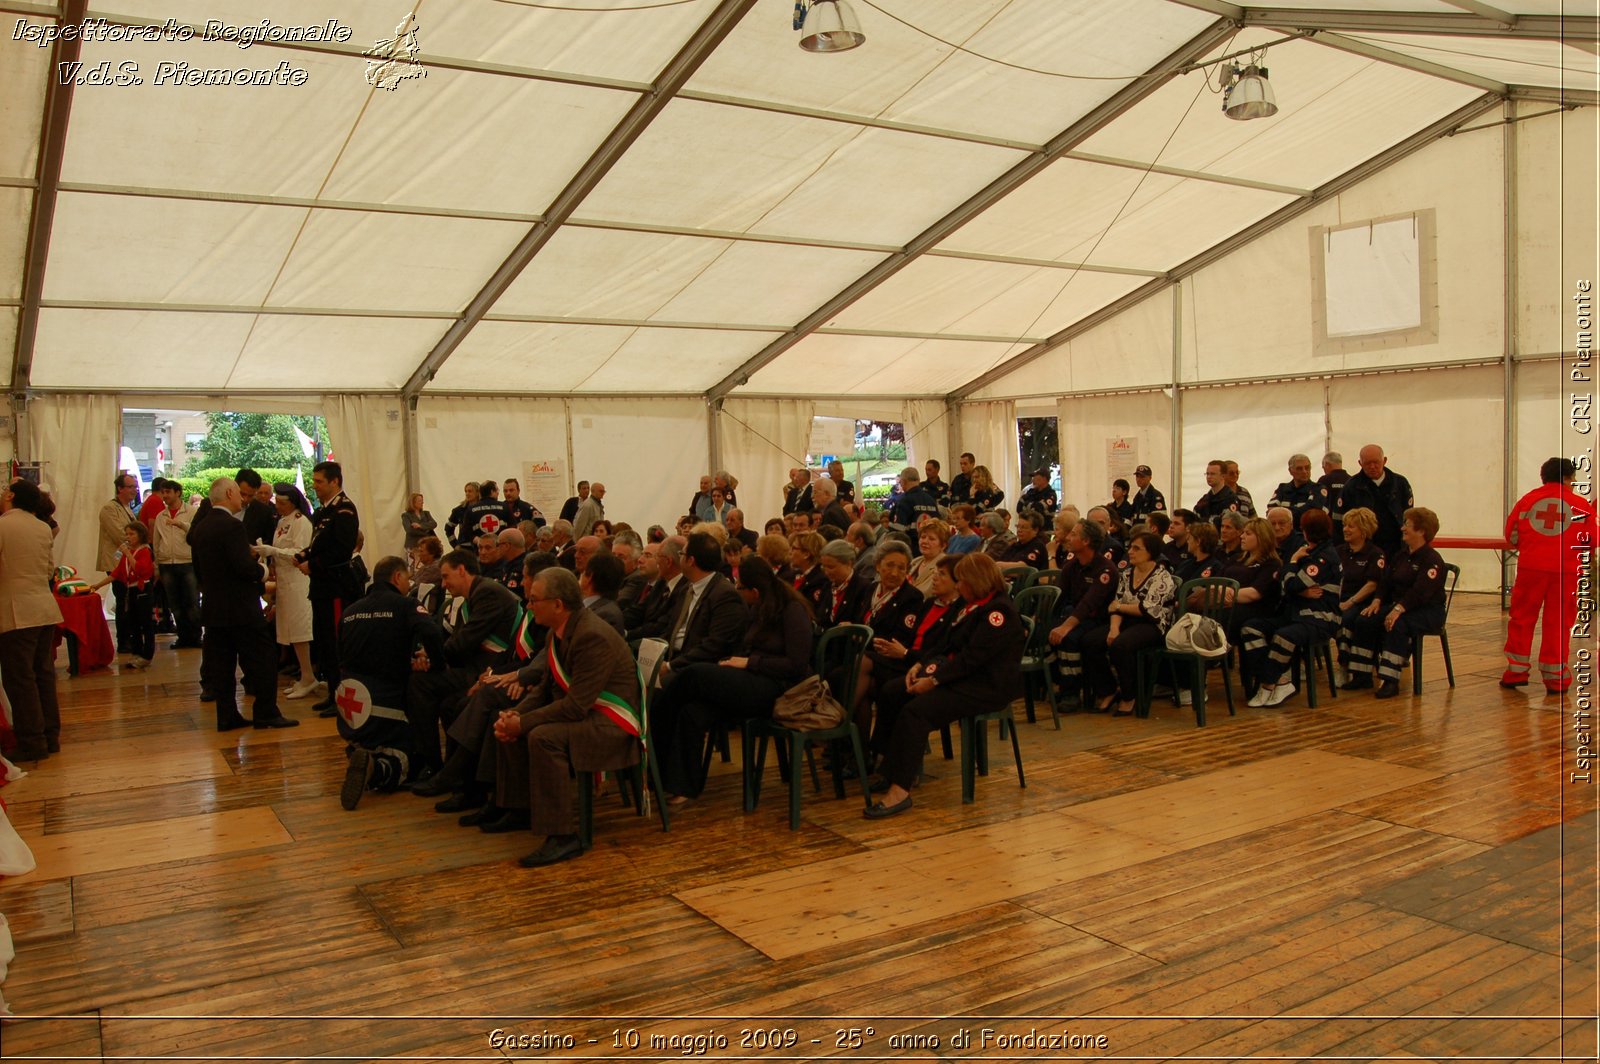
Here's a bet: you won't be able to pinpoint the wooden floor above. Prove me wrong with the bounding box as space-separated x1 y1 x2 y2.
2 593 1596 1063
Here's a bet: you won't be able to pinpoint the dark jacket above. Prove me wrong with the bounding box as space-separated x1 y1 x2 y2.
338 582 445 723
742 598 814 685
241 498 278 546
923 594 1026 705
445 575 522 671
189 506 268 629
1335 470 1416 553
297 491 361 600
664 572 747 668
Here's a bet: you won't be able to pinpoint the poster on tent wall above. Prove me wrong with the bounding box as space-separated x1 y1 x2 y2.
526 459 566 524
807 417 855 462
1106 437 1139 497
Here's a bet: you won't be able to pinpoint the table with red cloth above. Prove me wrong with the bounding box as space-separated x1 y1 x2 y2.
53 592 115 674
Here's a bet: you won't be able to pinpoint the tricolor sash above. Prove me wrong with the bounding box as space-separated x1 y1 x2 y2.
460 600 511 654
548 640 641 737
513 607 538 660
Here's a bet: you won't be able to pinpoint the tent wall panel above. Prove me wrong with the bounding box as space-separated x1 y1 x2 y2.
1056 391 1174 512
968 290 1174 400
1328 365 1505 592
1181 124 1506 385
717 398 815 532
323 395 409 565
0 18 49 180
956 399 1019 505
1515 359 1587 492
1516 106 1600 358
413 396 570 544
26 393 122 581
1177 380 1326 521
570 397 709 531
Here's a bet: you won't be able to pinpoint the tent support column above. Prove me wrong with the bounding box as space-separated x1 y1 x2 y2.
1502 98 1519 534
707 398 723 479
945 400 962 472
1170 283 1183 502
403 395 420 496
10 393 29 464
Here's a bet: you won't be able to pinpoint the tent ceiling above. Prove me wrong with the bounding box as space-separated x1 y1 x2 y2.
4 0 1595 398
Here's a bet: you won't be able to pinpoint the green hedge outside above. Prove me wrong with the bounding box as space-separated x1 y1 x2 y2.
172 468 304 501
860 484 893 500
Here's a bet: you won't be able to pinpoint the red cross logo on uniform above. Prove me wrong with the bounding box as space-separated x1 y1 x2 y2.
479 514 503 535
1530 499 1572 536
335 679 373 729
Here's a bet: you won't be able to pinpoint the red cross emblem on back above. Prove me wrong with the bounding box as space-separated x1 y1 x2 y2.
334 678 373 728
479 514 503 535
1530 499 1570 536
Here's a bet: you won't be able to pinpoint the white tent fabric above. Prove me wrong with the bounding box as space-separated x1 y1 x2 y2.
717 398 814 530
957 399 1019 504
27 393 121 580
902 399 949 473
322 395 409 564
1057 392 1176 510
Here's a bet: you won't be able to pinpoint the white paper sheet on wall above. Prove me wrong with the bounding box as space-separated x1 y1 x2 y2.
1324 217 1423 338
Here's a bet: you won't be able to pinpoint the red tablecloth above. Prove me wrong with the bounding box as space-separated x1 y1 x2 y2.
54 592 115 672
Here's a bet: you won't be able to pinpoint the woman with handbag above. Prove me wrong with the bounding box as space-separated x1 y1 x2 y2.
865 552 1025 818
652 554 813 806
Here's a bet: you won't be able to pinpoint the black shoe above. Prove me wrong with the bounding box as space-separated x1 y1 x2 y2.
252 715 300 729
200 689 217 703
434 792 484 814
1340 675 1373 691
313 697 337 718
411 772 464 798
479 810 531 834
12 745 48 762
458 803 503 827
341 749 373 811
863 795 913 819
46 737 61 754
217 714 250 732
1374 679 1400 700
518 835 583 867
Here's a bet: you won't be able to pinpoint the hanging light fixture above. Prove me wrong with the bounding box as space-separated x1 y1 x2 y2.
798 0 864 53
1221 62 1278 121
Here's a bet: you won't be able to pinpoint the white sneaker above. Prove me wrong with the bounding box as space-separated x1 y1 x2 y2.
1263 682 1296 708
1334 666 1350 688
1177 689 1193 706
1248 687 1270 707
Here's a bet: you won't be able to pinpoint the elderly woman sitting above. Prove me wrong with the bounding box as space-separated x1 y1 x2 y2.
1343 507 1448 699
908 519 950 597
865 553 1025 818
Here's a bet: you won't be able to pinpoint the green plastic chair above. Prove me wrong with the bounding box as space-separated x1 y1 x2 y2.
1014 584 1063 729
744 624 874 830
1135 577 1239 727
1001 564 1038 596
577 657 671 848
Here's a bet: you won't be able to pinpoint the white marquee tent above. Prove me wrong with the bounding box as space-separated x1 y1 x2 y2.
2 0 1595 593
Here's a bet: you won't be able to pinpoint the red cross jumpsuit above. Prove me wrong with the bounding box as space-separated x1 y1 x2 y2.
1503 482 1595 692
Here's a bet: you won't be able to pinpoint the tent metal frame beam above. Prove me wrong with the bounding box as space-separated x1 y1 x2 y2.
10 0 84 398
1509 86 1600 107
1242 9 1599 41
702 17 1240 402
949 91 1504 400
398 0 758 400
1311 31 1508 95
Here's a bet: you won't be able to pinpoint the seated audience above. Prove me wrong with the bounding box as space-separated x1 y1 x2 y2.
908 519 950 597
945 504 982 555
1219 517 1282 653
1047 519 1114 700
1334 507 1385 688
1002 510 1049 569
1242 509 1343 708
865 553 1024 819
1079 532 1179 717
490 566 643 867
978 512 1016 559
651 554 809 806
1343 507 1447 699
789 530 829 619
817 539 871 627
865 554 963 766
581 552 628 636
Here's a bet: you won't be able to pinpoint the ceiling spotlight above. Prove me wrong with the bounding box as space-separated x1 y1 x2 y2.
1221 63 1278 121
798 0 864 53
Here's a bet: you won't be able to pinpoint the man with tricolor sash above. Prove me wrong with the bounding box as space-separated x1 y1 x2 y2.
490 567 642 867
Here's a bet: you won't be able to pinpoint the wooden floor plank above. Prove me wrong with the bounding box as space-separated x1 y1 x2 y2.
680 751 1433 961
14 806 292 882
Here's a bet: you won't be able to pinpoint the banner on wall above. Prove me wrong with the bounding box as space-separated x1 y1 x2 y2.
807 417 855 460
1106 437 1139 497
527 459 567 523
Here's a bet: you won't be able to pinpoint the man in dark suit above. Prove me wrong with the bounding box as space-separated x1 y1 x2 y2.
626 538 683 643
811 478 852 534
659 531 746 681
235 468 279 546
580 551 628 637
190 478 298 731
406 549 521 778
490 567 642 866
